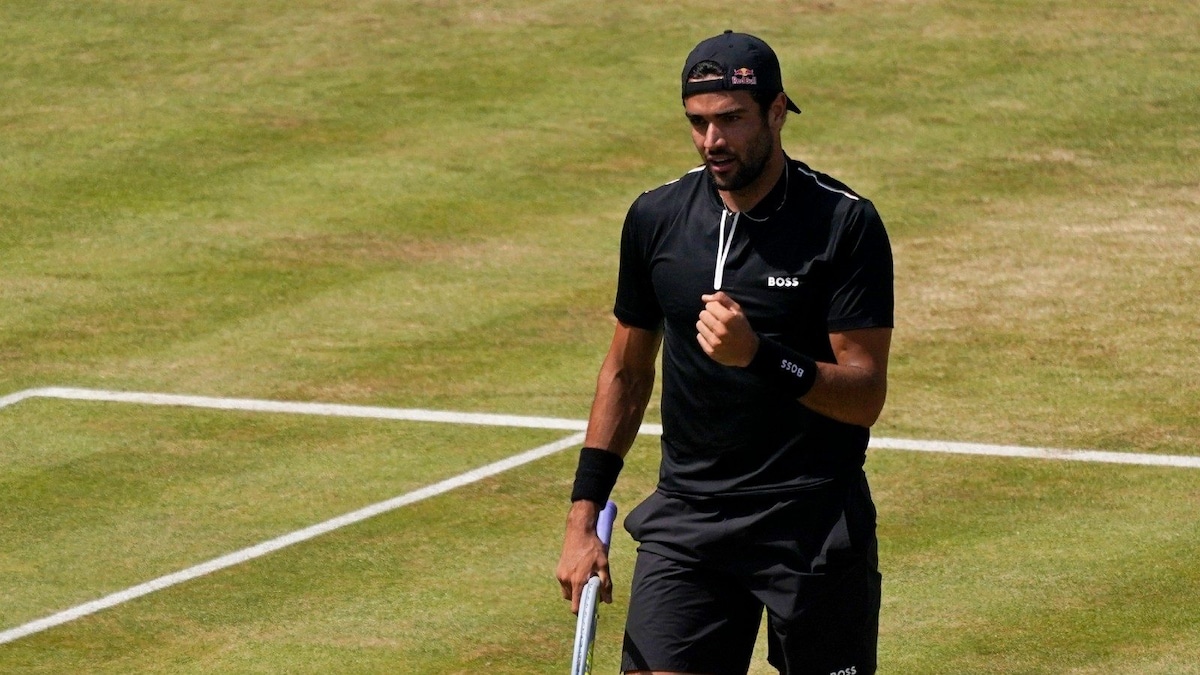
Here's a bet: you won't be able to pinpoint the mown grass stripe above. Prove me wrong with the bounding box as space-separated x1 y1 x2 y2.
0 430 586 646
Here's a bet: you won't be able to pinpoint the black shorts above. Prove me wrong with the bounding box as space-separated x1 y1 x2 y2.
620 474 881 675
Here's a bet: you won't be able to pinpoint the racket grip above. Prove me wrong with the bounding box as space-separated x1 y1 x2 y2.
596 500 618 550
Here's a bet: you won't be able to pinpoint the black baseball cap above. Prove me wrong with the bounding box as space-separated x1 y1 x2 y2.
681 30 801 113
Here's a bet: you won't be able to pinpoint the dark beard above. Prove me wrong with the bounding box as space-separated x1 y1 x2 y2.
706 128 773 192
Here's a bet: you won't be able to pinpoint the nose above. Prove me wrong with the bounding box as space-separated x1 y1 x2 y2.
703 123 725 152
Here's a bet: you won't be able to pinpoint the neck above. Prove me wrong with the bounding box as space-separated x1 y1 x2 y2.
718 150 787 213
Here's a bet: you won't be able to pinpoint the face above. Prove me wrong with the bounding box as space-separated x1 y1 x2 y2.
684 89 783 194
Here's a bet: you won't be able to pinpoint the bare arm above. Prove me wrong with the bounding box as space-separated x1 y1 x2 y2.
697 291 891 427
557 320 661 613
582 320 662 457
801 327 891 427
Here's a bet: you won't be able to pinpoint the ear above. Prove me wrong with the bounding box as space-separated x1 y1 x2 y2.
770 92 789 131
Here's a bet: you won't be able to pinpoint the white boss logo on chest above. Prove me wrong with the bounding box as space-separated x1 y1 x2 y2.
766 276 800 288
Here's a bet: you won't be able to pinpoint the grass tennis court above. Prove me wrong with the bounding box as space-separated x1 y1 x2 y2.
2 0 1197 672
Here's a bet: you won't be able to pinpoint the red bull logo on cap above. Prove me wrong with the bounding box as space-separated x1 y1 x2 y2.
731 67 757 86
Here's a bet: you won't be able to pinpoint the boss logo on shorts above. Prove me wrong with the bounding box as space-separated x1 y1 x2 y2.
829 667 857 675
766 276 799 288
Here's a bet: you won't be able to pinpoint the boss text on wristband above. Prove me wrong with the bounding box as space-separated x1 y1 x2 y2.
745 334 819 399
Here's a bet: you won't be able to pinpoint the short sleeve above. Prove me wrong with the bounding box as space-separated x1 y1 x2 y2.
826 198 894 332
612 198 664 329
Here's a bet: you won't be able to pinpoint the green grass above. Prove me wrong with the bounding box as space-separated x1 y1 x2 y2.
2 0 1198 672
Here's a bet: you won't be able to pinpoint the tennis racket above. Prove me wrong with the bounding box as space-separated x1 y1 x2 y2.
569 500 618 675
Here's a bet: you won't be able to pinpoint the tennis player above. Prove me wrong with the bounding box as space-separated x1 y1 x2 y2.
557 30 894 675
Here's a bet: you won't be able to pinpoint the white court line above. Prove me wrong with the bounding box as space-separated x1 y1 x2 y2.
869 437 1200 469
23 386 595 432
0 430 586 646
6 386 1199 469
0 388 46 410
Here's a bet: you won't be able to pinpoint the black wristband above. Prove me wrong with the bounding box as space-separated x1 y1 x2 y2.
746 334 819 399
571 447 623 505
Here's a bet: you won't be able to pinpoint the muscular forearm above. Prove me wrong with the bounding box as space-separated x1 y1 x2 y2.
800 327 892 427
745 333 886 428
582 353 656 457
801 361 888 427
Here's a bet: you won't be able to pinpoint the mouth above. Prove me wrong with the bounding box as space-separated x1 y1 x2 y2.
707 155 736 174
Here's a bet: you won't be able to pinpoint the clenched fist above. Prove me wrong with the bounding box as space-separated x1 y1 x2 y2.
696 291 760 367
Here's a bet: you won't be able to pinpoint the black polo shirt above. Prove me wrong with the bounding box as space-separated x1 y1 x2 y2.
614 156 894 497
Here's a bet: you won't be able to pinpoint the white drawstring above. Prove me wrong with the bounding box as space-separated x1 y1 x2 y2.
714 209 739 290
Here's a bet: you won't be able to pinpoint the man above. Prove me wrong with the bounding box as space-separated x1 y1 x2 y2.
557 30 893 675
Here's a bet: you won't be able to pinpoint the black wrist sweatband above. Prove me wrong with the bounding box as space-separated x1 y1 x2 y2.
571 447 623 505
746 334 819 399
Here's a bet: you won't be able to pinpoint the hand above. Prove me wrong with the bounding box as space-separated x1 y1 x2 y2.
696 291 759 367
556 501 613 614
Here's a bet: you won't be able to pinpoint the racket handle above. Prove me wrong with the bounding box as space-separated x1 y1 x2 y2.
596 500 618 549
